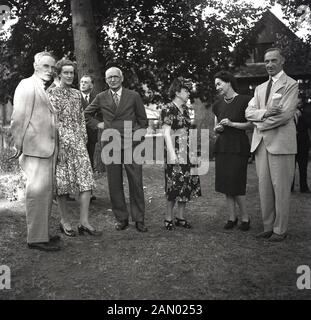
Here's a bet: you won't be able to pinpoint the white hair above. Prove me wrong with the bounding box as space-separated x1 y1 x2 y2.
105 67 123 78
34 51 55 64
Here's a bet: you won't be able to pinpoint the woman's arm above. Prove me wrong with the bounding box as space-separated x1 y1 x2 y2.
162 124 177 163
219 118 253 130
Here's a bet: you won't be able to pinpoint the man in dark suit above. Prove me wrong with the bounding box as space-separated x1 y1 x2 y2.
80 75 97 169
84 67 148 232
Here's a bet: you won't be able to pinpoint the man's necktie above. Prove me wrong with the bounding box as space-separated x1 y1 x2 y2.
113 92 119 107
265 78 273 106
85 95 89 104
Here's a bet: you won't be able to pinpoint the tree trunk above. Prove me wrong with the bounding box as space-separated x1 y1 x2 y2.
71 0 104 94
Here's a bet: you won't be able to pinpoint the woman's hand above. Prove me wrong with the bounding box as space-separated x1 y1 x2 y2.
214 123 224 133
219 118 232 127
168 152 178 164
58 148 66 162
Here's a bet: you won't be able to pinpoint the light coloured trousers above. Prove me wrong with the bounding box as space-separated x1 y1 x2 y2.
255 141 295 235
20 151 56 243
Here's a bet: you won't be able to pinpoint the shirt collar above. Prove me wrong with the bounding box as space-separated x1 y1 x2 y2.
110 87 122 97
271 70 284 83
82 92 89 99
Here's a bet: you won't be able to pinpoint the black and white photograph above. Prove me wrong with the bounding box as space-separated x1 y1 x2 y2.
0 0 311 304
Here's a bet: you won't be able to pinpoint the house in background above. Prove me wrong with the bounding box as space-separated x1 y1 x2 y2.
234 10 311 101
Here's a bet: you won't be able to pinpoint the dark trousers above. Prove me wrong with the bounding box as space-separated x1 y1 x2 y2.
87 140 96 170
106 162 145 222
292 130 310 191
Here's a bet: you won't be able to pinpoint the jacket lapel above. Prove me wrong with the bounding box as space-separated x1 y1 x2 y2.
32 75 56 113
114 88 127 116
106 90 117 113
271 73 286 95
260 80 269 108
261 73 287 108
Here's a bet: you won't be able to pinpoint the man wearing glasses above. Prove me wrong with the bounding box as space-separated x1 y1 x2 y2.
84 67 148 232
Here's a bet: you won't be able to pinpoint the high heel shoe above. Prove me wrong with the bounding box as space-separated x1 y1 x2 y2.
164 220 174 231
175 217 192 229
77 224 102 236
59 223 76 237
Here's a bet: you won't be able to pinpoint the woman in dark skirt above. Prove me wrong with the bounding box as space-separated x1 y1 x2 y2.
212 71 253 231
160 77 201 230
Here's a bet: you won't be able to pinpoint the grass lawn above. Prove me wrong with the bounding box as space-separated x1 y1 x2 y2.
0 162 311 299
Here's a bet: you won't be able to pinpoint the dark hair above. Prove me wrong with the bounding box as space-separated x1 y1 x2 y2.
55 59 76 75
168 77 192 100
264 47 284 58
81 74 94 84
214 71 238 92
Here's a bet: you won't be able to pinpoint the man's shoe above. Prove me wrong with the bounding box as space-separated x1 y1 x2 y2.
27 242 61 252
135 222 148 232
239 219 250 231
115 220 129 231
224 218 238 230
255 230 273 239
268 233 287 242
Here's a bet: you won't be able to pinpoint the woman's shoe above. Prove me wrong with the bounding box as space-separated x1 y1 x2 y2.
77 224 102 236
164 220 174 231
224 218 238 230
175 217 192 229
239 219 250 231
59 223 76 237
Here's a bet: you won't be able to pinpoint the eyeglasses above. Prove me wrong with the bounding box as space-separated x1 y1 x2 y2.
106 75 121 81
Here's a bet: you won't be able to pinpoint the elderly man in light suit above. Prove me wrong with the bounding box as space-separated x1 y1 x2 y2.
10 51 61 251
245 48 298 242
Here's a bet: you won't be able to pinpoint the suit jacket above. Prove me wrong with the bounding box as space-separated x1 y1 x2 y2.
10 75 56 158
81 91 98 144
245 72 298 154
84 87 148 149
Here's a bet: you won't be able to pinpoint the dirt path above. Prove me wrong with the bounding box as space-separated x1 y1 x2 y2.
1 162 311 299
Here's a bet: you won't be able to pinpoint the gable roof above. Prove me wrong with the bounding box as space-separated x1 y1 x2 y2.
234 10 311 79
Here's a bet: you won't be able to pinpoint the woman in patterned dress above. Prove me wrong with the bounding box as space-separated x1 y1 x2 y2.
160 77 201 230
48 59 101 237
212 71 253 231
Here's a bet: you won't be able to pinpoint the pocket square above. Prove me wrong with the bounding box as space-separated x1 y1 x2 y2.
272 93 282 99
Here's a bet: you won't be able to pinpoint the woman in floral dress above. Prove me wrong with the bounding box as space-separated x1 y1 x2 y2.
48 59 101 237
160 77 201 230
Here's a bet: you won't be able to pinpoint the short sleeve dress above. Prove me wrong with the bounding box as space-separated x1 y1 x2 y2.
212 94 251 196
160 102 201 202
48 86 95 196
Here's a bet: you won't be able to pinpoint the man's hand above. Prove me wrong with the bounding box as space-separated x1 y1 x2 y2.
263 105 282 119
97 122 105 130
8 148 22 160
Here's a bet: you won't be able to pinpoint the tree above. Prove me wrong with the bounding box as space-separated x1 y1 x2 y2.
1 0 264 104
71 0 104 94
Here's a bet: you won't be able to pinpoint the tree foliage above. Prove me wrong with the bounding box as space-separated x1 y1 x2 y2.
1 0 265 104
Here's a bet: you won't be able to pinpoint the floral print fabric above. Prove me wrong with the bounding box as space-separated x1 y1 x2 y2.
160 102 201 202
48 87 95 195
